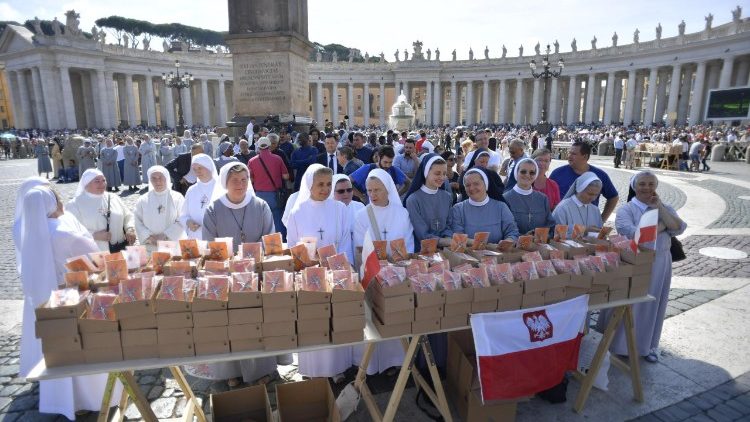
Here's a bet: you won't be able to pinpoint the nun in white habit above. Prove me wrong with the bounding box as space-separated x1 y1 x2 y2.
352 168 414 374
179 154 224 240
551 171 604 237
13 176 50 272
290 165 354 379
134 166 186 252
17 186 122 420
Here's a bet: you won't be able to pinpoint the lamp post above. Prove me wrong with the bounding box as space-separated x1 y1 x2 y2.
162 60 193 135
529 45 564 135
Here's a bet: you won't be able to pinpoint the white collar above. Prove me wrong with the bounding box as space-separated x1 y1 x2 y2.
572 196 584 207
631 198 649 212
468 196 490 206
83 191 104 199
513 185 534 195
152 188 170 197
219 194 251 210
420 185 438 195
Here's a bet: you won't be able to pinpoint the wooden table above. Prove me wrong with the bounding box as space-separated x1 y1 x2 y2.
27 295 654 421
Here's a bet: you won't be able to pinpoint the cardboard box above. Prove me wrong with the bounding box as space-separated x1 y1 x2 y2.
441 314 468 330
191 297 228 312
227 307 263 325
415 305 444 321
413 289 446 308
550 241 589 259
609 263 634 278
121 329 157 347
441 249 480 268
113 299 153 320
607 277 630 291
608 288 629 303
195 340 230 356
371 303 414 325
498 294 523 311
210 385 272 422
631 263 652 276
84 347 124 364
158 342 194 358
620 247 656 265
330 282 365 303
156 311 193 329
261 255 295 272
470 300 497 313
629 275 651 298
81 331 121 350
262 321 296 337
228 291 263 309
153 290 193 314
298 303 331 320
470 285 501 302
298 331 330 347
263 334 297 351
122 344 158 360
567 274 593 289
373 313 411 338
544 287 566 305
460 389 518 422
35 297 87 321
522 292 545 308
296 286 332 305
228 323 263 340
565 287 590 300
412 318 441 335
497 281 524 296
589 282 608 293
368 292 414 314
331 315 365 332
192 310 228 328
194 326 228 343
444 301 472 317
370 279 412 298
263 306 297 323
444 287 474 305
261 289 297 309
78 312 119 334
525 274 570 294
332 301 364 317
157 327 193 344
119 313 157 330
44 351 85 368
297 318 330 334
331 329 364 345
276 378 340 422
589 291 609 305
231 338 264 353
35 318 78 339
41 335 81 353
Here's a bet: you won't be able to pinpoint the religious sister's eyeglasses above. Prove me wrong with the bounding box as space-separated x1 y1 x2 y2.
336 188 354 194
519 170 537 175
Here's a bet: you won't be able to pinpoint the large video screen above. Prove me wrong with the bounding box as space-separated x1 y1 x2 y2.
706 87 750 119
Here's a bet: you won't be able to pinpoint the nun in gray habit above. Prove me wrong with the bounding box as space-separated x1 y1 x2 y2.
404 153 454 250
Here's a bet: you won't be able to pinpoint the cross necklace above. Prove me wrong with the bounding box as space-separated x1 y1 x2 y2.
517 192 535 226
230 206 248 242
318 227 325 240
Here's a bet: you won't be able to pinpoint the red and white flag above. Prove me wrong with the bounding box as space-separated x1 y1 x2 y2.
470 295 588 402
359 230 381 290
630 208 659 253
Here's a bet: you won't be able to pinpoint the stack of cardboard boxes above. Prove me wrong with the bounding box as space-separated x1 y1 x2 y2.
368 278 414 337
35 295 88 367
154 286 194 359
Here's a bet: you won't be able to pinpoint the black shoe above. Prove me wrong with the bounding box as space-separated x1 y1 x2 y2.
114 187 120 192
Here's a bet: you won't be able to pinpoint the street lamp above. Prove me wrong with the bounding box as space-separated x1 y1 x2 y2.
529 44 564 135
162 60 194 135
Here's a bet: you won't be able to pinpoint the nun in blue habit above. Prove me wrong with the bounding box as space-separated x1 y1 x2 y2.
403 153 454 251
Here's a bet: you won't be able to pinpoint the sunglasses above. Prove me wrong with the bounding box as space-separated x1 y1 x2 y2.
519 170 537 175
336 188 353 194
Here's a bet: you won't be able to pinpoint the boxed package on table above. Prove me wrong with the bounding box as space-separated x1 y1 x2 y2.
79 293 123 364
121 328 158 360
440 270 473 325
328 270 365 344
36 289 88 367
228 272 262 309
368 266 413 337
276 378 341 422
457 266 499 313
151 277 195 358
210 384 272 422
191 276 230 355
295 268 332 347
261 270 297 351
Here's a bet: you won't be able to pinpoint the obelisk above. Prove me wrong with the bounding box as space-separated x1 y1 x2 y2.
225 0 313 131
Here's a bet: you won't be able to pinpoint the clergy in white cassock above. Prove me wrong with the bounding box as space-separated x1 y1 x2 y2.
134 166 186 253
352 169 414 374
17 185 122 420
185 162 278 384
179 154 224 240
288 165 354 379
67 169 136 252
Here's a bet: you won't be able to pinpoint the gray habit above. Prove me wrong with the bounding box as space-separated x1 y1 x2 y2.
76 146 97 174
99 147 121 187
451 199 520 243
159 145 174 166
123 145 140 186
502 189 556 235
35 144 52 173
405 189 454 245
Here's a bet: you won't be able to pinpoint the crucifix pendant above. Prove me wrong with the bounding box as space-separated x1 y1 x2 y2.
528 213 532 225
432 219 441 232
240 232 246 242
318 228 325 240
382 229 388 240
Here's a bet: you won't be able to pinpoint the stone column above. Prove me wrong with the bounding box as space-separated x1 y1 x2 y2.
314 82 323 125
403 81 410 102
330 82 339 125
94 70 110 128
123 74 137 127
102 72 116 129
424 81 432 126
514 78 525 125
632 73 645 123
145 76 157 126
677 67 693 126
136 78 148 126
654 71 668 123
584 74 596 123
592 77 603 123
623 70 637 124
481 79 490 123
643 68 659 125
689 62 707 124
200 78 210 126
37 67 62 129
363 82 371 127
433 81 442 125
14 71 32 128
218 80 228 125
548 77 559 123
603 73 616 123
497 80 507 123
81 72 96 128
163 84 176 128
465 81 474 125
379 82 386 126
347 82 354 123
530 78 541 123
5 71 22 128
734 60 750 86
182 85 193 127
665 64 682 126
613 76 624 122
59 66 77 128
30 67 48 129
717 55 735 89
450 80 458 126
566 75 577 124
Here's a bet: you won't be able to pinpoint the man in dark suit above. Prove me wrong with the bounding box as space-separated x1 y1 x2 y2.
316 133 345 174
165 143 203 195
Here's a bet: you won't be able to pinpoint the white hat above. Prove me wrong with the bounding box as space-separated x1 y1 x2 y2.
257 137 271 149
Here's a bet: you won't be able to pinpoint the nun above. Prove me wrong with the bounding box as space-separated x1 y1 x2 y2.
451 168 519 243
182 129 194 149
352 169 414 374
122 137 141 191
76 139 97 175
404 153 454 249
458 148 505 200
551 171 604 237
139 135 158 185
13 177 50 273
600 171 686 363
214 142 239 170
502 157 556 235
159 137 175 165
16 185 122 419
134 166 186 253
34 139 53 178
67 169 136 252
99 139 121 192
289 164 355 380
180 154 223 240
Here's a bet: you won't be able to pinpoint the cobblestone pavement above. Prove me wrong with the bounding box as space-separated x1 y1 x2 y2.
673 236 750 278
690 180 750 229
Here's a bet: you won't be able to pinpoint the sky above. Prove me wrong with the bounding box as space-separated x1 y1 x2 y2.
0 0 743 59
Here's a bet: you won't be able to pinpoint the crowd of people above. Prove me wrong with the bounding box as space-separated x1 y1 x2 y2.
20 117 750 419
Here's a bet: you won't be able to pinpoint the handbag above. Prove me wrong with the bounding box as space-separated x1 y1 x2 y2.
106 194 129 253
670 236 686 262
258 155 288 209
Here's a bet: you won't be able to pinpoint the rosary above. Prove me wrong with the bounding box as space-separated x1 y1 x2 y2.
230 207 247 242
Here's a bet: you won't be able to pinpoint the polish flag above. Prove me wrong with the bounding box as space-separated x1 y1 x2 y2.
470 295 588 402
630 208 659 253
359 230 381 290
